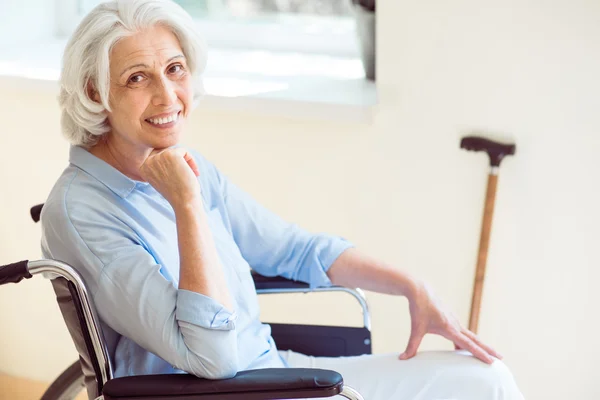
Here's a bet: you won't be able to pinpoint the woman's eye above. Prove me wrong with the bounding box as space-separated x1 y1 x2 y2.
168 64 183 74
128 74 144 84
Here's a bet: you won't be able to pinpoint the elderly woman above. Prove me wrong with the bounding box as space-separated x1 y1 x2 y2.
41 1 524 399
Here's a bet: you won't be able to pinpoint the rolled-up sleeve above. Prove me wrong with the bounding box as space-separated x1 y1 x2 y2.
204 160 354 288
176 289 237 330
93 245 239 380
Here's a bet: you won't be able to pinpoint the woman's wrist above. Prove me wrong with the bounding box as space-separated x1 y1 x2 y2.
172 195 203 215
401 274 426 303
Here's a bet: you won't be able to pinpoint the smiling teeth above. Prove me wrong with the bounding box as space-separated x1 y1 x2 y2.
148 112 178 125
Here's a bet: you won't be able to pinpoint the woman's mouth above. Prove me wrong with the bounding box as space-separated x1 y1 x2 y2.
145 111 181 128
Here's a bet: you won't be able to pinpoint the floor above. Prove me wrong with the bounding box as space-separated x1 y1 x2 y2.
0 374 87 400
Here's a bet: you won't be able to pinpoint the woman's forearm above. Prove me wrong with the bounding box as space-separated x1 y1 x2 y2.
327 247 420 300
174 198 234 310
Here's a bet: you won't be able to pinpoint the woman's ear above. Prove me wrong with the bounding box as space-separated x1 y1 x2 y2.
87 80 101 103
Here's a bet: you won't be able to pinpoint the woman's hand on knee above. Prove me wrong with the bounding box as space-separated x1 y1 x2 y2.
400 281 503 365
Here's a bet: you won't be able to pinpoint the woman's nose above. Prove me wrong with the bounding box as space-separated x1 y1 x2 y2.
152 77 177 106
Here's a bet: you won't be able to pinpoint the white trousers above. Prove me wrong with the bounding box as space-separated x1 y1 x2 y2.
278 349 525 400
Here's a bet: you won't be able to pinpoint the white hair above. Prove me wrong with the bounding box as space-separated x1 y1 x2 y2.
58 0 207 147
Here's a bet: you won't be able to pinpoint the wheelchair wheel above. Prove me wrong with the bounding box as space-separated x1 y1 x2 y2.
40 361 85 400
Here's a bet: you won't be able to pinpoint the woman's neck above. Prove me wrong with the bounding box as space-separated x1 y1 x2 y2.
89 136 150 182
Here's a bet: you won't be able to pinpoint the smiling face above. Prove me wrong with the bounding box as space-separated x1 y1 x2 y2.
105 24 193 153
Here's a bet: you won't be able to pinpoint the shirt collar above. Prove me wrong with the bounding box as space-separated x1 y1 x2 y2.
69 145 144 199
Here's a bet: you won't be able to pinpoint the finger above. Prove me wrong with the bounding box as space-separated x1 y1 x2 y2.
149 148 165 156
141 148 166 172
174 148 200 177
399 329 424 360
184 153 200 177
462 329 503 360
451 331 494 364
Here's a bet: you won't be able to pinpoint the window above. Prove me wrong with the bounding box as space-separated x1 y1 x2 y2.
0 0 372 113
172 0 353 18
61 0 360 58
0 0 374 122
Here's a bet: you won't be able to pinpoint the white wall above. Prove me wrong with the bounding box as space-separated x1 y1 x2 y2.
1 0 599 399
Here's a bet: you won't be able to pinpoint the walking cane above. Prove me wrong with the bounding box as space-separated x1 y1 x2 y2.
460 136 516 334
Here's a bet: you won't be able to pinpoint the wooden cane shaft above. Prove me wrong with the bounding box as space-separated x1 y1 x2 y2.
468 173 498 334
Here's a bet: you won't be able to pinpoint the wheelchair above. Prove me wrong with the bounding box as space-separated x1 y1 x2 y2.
0 204 370 400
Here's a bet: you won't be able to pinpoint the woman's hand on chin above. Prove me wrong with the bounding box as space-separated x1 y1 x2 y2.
140 147 202 208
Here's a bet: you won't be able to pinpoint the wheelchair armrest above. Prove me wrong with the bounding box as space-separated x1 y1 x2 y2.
251 270 310 290
102 368 343 399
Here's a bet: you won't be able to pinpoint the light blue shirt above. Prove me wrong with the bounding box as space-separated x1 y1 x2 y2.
40 145 353 379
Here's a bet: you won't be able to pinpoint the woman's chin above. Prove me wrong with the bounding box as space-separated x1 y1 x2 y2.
149 129 182 149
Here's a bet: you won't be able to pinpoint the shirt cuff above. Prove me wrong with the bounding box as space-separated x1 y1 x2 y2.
176 289 237 330
309 236 355 289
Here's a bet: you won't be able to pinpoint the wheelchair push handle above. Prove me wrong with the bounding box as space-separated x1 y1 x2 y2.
0 260 32 285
